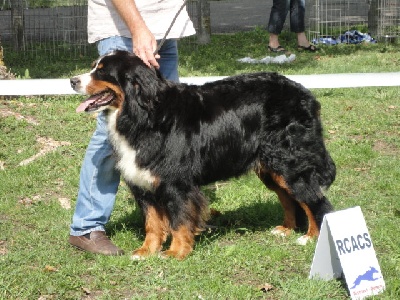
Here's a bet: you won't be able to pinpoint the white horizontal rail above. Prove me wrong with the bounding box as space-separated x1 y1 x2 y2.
0 73 399 96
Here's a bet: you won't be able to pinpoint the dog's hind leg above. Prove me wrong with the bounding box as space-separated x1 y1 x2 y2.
162 224 195 260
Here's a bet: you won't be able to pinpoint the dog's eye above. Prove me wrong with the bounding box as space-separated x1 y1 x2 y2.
96 69 105 76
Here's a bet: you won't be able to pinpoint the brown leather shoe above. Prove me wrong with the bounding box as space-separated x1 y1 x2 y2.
69 231 124 255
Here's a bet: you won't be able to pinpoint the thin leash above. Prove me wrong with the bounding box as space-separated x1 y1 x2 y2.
154 0 189 55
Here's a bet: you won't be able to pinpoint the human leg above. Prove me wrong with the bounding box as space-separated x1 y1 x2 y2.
70 113 121 235
267 0 290 50
156 39 179 82
69 36 134 255
288 0 317 51
289 0 306 34
297 33 317 51
69 111 124 254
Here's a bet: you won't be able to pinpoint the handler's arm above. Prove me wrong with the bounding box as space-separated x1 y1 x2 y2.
111 0 160 68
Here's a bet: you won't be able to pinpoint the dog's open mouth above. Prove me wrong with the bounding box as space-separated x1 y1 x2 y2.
76 91 115 113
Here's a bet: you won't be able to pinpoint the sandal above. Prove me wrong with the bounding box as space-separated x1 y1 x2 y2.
297 44 318 52
268 45 286 53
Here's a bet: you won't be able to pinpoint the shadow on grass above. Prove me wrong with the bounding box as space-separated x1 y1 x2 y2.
105 185 312 250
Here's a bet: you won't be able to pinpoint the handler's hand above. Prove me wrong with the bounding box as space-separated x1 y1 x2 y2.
132 25 160 68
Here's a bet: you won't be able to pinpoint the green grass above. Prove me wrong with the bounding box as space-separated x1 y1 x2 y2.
1 29 400 299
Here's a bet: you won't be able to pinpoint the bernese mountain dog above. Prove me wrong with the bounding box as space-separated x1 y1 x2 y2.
70 50 336 260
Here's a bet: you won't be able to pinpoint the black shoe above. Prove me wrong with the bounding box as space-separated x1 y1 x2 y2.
268 45 286 53
297 44 318 52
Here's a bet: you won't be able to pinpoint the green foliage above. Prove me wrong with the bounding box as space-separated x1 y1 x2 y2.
4 43 98 79
1 29 399 299
1 0 84 9
15 68 30 79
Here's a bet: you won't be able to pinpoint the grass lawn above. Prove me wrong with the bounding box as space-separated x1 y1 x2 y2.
1 29 399 299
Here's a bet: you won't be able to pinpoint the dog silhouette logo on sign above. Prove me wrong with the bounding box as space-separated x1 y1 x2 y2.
350 266 380 289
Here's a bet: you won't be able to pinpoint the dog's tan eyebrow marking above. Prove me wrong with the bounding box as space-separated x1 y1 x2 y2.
90 58 102 74
90 59 97 69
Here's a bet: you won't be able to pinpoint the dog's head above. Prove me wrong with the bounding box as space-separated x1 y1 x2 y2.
71 50 163 113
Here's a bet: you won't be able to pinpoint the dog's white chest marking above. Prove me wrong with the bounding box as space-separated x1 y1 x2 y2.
107 111 156 191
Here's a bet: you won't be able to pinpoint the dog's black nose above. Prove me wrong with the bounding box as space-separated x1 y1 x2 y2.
70 77 80 88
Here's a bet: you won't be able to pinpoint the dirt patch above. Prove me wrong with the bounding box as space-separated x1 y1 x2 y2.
17 177 71 209
373 140 399 156
0 106 39 125
0 239 7 256
18 136 71 166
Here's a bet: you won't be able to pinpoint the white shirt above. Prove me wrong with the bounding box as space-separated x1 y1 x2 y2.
88 0 196 43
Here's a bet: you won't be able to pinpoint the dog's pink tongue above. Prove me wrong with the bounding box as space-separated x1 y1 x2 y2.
76 97 96 113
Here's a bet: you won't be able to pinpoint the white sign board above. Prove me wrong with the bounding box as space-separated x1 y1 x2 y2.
309 206 385 299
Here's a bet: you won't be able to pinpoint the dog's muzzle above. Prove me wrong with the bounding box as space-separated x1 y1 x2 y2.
70 77 80 90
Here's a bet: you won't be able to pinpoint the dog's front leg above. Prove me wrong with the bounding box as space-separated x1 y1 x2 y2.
162 224 195 260
255 169 297 236
131 204 169 260
129 186 169 260
296 202 320 245
160 186 208 260
271 188 297 236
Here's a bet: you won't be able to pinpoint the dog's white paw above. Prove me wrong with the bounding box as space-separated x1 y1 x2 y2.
271 228 286 237
130 254 146 261
296 235 312 245
271 226 292 237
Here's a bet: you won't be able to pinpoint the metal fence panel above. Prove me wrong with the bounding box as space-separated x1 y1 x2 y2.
307 0 400 42
0 0 202 60
1 0 399 60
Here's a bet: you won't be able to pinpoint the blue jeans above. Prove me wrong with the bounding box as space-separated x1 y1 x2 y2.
70 37 179 236
268 0 306 34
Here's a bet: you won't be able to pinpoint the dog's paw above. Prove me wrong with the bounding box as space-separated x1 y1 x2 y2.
271 225 292 237
130 253 147 261
296 235 313 245
161 249 189 260
130 248 152 260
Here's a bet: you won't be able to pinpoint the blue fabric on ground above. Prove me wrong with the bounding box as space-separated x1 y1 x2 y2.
313 30 377 45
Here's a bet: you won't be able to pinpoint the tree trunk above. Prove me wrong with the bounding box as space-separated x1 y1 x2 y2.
11 0 25 51
0 35 4 66
197 0 211 44
368 0 379 37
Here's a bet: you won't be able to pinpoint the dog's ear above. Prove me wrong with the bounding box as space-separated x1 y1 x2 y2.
123 65 160 111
